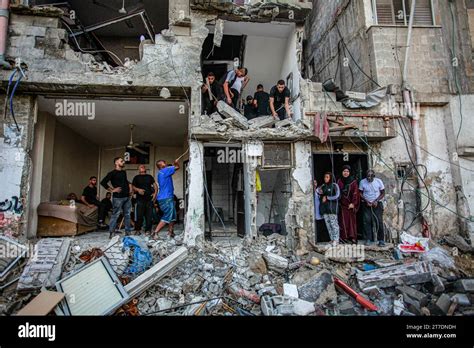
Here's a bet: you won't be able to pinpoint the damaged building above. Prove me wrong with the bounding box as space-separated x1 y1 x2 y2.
0 0 473 317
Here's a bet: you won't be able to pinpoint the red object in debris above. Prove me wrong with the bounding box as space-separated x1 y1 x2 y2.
229 285 260 304
334 277 378 312
398 243 426 253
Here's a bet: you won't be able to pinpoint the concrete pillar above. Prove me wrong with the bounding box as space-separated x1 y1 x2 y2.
183 139 205 247
243 141 263 241
286 141 314 254
0 95 35 241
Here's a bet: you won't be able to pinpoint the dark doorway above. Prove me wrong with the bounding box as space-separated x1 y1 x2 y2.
313 153 369 243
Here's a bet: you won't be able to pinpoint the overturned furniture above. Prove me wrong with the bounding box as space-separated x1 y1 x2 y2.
37 202 97 237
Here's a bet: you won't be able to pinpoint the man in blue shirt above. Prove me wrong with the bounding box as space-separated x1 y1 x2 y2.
153 158 180 238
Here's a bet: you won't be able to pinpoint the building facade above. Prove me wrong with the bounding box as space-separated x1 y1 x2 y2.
0 0 472 250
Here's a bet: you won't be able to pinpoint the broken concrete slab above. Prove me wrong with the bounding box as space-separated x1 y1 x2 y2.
248 254 268 274
262 252 288 273
0 236 27 281
454 279 474 293
356 261 435 291
452 293 471 306
125 246 188 298
298 270 336 305
261 295 276 316
18 238 71 292
395 285 429 307
217 101 249 129
248 116 276 129
275 119 292 128
432 294 452 315
293 299 315 316
443 235 474 253
283 283 299 298
209 112 223 122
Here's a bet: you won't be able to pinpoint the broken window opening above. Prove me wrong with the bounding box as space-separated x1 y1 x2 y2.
373 0 435 26
201 20 303 119
33 1 169 66
262 142 293 169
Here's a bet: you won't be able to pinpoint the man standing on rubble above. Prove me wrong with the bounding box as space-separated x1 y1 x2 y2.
359 169 386 246
201 72 223 115
153 158 180 239
269 80 292 120
101 157 133 238
223 66 249 109
132 165 157 235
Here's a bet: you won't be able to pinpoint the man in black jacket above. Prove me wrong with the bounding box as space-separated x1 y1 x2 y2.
100 157 133 238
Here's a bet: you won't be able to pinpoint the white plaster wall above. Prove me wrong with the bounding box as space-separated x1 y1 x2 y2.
50 122 99 201
0 125 25 200
280 30 302 120
450 94 474 149
242 35 287 98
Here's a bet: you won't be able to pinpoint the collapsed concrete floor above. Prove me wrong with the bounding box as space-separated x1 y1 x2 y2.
1 230 473 316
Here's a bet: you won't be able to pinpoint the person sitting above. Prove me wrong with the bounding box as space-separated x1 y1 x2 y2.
81 176 109 229
66 193 81 203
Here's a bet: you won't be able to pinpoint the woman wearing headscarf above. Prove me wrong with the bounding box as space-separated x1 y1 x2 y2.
318 172 340 246
337 165 360 243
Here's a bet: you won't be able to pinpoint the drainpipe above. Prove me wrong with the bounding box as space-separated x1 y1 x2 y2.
0 0 11 69
401 0 431 238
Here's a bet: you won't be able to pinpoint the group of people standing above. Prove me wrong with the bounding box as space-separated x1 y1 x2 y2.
201 67 293 120
80 157 180 239
314 167 386 247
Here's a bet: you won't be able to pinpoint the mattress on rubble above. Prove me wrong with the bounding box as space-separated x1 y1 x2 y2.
37 201 97 237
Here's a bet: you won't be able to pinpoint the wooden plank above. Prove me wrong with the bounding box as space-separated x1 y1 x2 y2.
16 290 65 316
124 247 188 298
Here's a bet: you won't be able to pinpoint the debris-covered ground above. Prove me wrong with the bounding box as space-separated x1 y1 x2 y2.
0 229 473 316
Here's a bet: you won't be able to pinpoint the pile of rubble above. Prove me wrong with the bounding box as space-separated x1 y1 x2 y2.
196 101 313 138
0 229 473 316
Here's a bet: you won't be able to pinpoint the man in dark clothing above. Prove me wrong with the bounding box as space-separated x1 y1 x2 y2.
100 157 133 238
243 95 258 120
223 66 249 109
269 80 292 120
101 192 113 219
201 72 223 115
253 84 270 116
132 164 157 234
81 176 108 229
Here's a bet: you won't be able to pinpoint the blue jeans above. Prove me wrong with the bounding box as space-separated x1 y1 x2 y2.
109 197 132 233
